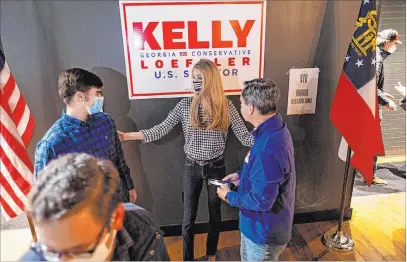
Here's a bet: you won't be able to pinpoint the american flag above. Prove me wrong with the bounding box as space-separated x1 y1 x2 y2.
0 47 35 220
180 52 187 56
330 0 384 185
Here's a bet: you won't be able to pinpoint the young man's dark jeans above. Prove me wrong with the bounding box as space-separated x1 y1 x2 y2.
182 156 226 261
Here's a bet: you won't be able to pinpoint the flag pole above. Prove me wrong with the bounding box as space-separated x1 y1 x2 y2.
26 213 37 242
322 146 354 252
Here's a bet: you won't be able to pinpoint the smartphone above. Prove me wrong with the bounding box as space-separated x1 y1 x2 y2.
207 178 235 190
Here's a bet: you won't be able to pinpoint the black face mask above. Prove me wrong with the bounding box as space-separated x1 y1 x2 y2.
193 80 203 94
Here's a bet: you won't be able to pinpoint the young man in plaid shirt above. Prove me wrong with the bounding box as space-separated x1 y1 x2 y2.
34 68 136 203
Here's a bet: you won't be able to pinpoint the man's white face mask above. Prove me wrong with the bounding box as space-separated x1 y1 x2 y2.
388 44 397 53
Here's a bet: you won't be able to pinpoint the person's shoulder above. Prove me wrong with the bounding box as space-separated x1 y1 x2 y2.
93 112 117 127
179 97 192 105
124 203 147 213
376 48 384 59
122 204 168 261
226 98 234 105
19 245 46 261
252 132 289 156
122 204 163 249
94 112 113 121
172 97 192 112
123 203 160 231
226 98 238 110
37 119 67 148
250 144 274 159
44 118 64 135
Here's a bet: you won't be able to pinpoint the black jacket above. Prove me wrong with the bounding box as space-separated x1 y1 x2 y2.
20 204 170 261
376 47 391 106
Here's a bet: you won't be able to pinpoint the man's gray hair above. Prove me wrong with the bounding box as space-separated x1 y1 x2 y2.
241 78 280 115
27 153 120 225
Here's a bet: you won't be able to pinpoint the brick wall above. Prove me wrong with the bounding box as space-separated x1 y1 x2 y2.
379 0 406 156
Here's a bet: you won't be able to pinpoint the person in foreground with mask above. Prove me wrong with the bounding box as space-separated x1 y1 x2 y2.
118 59 253 261
367 29 402 185
376 29 401 115
20 153 169 261
34 68 136 202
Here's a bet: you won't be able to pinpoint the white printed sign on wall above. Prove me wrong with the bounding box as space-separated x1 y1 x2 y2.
287 68 320 115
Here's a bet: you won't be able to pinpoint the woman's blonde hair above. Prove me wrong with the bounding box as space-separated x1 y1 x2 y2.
190 59 230 131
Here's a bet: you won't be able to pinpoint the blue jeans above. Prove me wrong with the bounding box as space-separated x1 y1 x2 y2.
240 233 287 261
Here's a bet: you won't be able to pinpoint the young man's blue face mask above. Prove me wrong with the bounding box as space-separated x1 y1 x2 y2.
83 93 104 115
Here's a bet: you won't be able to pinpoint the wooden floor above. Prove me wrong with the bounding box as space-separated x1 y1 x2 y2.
164 192 406 261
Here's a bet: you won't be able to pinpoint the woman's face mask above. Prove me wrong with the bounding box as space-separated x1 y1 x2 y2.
192 69 204 94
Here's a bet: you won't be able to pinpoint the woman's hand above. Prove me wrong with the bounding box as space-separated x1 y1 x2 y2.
117 131 145 141
117 131 128 141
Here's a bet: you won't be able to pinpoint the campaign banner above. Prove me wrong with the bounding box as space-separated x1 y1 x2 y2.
119 0 267 99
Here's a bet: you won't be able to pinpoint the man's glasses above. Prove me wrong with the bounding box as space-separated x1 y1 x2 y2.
33 225 106 261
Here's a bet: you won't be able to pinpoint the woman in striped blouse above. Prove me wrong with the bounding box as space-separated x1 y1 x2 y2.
118 59 253 261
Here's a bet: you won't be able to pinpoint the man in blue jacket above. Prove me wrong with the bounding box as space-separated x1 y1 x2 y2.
217 78 296 261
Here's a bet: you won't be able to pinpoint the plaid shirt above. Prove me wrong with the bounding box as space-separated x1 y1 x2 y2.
141 98 254 161
34 111 134 193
